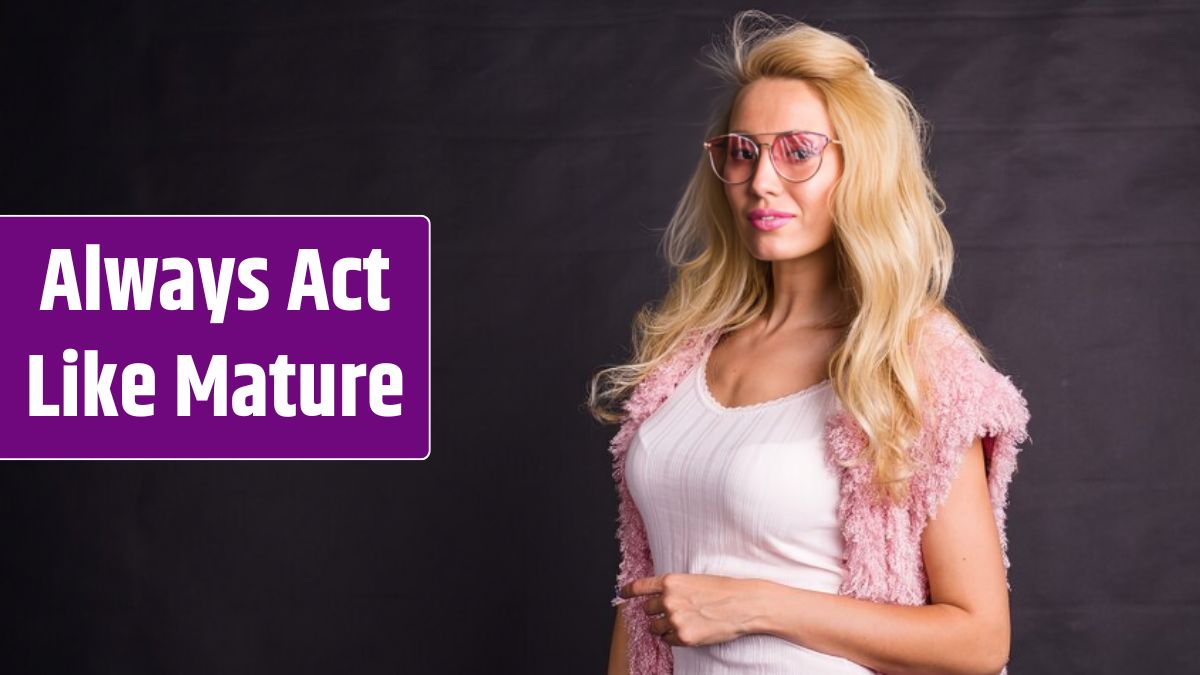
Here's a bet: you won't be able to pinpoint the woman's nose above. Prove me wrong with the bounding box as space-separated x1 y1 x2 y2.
749 146 782 196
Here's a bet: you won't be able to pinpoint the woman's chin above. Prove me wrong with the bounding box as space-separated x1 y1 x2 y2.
742 231 836 262
746 241 807 262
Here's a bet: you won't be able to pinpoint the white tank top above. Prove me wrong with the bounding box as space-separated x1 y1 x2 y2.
625 342 873 674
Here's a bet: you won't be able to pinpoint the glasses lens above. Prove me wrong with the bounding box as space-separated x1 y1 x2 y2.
707 135 757 184
772 132 826 182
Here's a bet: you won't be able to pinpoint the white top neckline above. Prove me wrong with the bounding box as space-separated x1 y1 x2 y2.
697 337 832 414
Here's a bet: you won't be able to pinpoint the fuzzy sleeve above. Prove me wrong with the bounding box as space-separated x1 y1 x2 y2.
607 388 676 674
603 328 715 675
912 326 1033 576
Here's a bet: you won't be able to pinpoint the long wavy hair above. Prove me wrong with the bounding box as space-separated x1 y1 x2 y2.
586 10 991 504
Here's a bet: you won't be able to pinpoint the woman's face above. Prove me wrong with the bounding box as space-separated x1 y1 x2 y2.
722 77 842 262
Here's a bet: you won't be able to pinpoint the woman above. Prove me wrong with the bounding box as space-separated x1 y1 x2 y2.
588 11 1032 675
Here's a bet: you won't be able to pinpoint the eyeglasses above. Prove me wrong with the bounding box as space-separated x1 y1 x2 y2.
703 130 842 185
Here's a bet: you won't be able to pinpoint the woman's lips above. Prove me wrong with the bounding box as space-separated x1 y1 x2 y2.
748 209 795 232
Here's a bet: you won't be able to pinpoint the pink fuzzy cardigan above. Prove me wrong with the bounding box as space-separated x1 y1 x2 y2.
609 312 1032 674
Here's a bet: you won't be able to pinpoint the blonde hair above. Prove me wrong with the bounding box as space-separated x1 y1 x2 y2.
586 10 990 504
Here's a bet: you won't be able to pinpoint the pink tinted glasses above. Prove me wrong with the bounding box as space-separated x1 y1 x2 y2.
703 130 842 184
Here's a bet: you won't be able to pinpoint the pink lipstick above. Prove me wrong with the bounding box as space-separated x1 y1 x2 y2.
748 208 795 232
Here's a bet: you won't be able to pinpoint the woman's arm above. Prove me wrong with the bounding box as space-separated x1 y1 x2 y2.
744 436 1009 674
607 606 630 675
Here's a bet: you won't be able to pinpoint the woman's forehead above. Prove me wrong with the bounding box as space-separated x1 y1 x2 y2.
729 78 832 135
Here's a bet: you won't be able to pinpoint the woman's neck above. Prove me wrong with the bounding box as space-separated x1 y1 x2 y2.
764 242 847 333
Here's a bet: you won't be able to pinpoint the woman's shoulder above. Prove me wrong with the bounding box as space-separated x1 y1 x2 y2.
620 326 721 422
914 308 977 355
908 309 1033 520
912 309 1024 405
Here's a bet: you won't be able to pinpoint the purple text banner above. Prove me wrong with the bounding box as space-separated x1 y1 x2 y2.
0 215 430 459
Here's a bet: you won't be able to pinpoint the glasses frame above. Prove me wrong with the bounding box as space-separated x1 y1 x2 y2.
702 130 843 185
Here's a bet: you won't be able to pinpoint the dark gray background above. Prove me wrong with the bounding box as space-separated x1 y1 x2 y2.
2 1 1197 672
